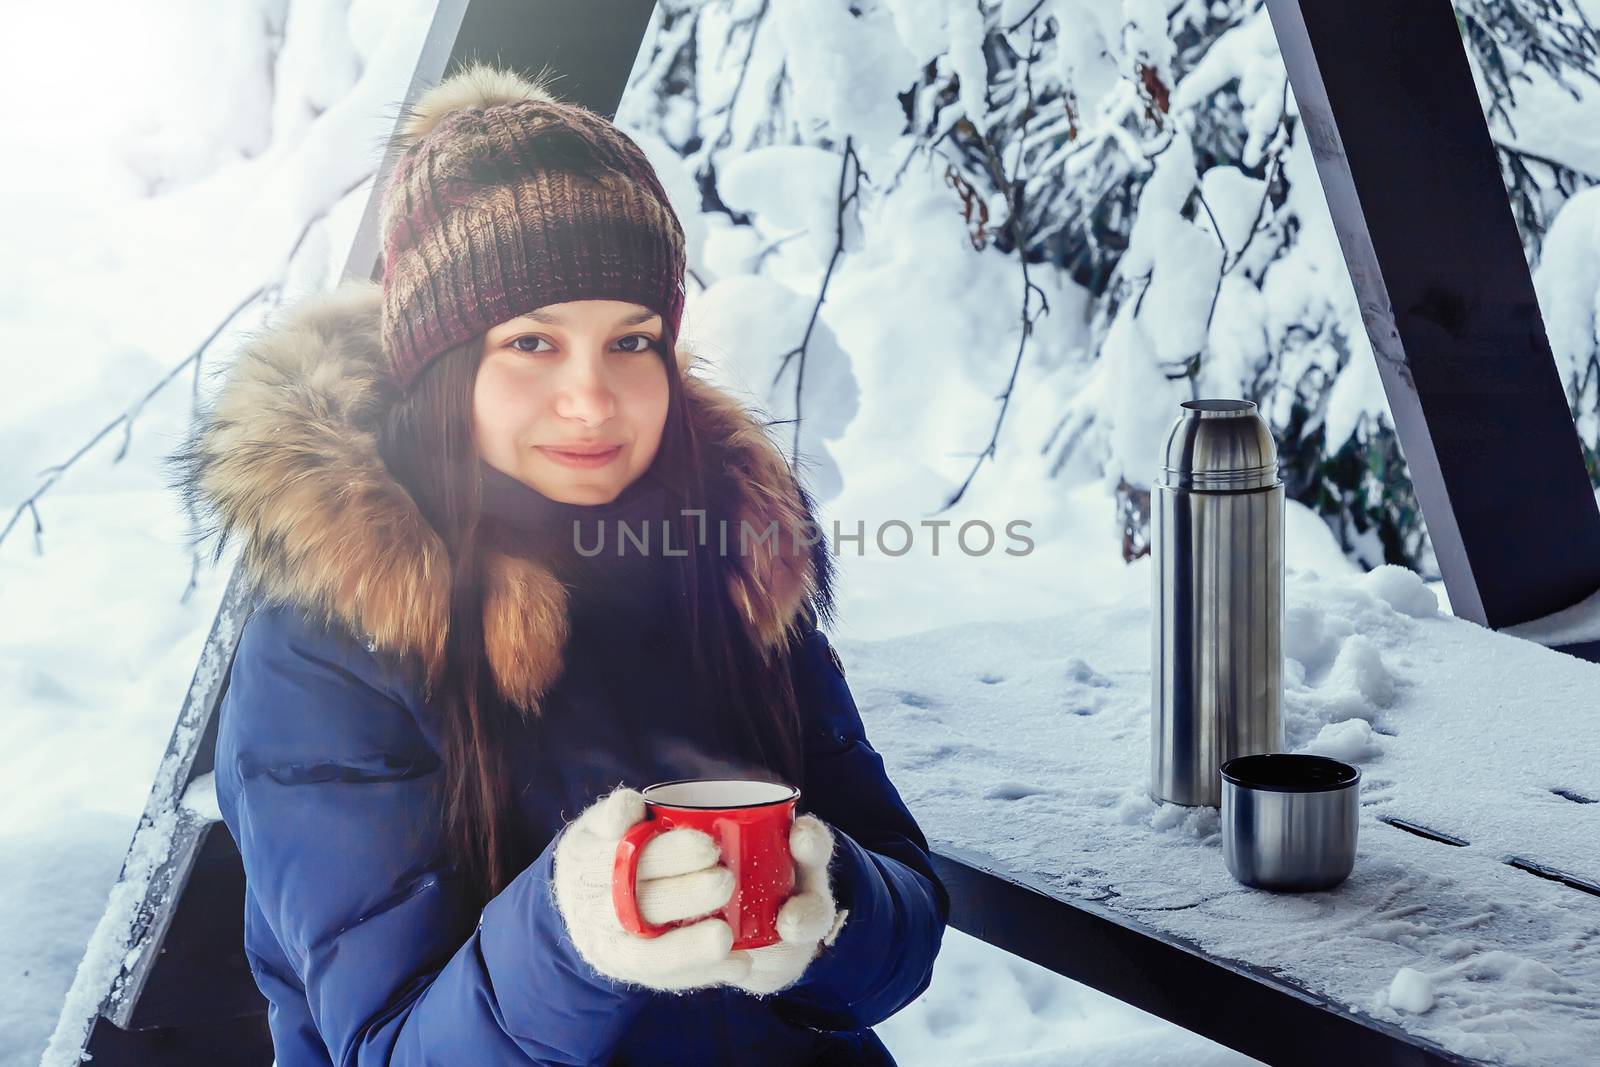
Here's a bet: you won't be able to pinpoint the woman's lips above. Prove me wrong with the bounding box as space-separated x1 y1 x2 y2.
537 444 623 468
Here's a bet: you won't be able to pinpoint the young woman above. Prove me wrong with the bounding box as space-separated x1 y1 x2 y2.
170 62 948 1066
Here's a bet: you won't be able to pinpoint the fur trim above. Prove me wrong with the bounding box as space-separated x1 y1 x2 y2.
169 280 831 712
395 61 564 151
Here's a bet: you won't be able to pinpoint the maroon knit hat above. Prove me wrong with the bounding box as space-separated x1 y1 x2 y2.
377 62 688 391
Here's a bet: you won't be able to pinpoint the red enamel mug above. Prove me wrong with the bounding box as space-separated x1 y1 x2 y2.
612 778 799 951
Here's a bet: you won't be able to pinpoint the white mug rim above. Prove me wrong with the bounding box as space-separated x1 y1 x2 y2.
641 777 800 810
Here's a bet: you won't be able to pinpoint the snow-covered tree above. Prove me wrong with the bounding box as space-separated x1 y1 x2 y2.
618 0 1600 574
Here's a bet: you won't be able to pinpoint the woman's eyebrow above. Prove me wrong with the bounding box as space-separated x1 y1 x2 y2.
517 308 661 327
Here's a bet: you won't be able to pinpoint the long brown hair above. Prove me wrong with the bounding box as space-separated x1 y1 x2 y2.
377 328 821 906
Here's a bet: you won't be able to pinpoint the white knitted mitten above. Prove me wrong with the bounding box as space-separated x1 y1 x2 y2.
725 812 849 996
552 785 753 992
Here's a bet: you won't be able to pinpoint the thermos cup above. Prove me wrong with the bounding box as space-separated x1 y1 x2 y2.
1151 399 1285 807
1221 753 1360 891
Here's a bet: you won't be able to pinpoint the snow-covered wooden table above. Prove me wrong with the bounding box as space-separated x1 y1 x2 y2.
848 565 1600 1067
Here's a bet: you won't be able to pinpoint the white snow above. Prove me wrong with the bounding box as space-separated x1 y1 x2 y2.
1301 717 1385 764
38 807 183 1066
717 146 860 270
878 926 1263 1066
179 772 221 823
1198 164 1268 252
1466 6 1600 184
1388 966 1437 1015
1502 581 1600 648
1360 564 1441 620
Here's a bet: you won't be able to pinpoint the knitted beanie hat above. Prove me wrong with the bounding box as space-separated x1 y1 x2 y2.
377 62 688 391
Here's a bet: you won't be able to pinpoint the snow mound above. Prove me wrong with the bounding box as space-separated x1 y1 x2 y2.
1300 718 1385 763
1387 966 1435 1014
1360 565 1440 619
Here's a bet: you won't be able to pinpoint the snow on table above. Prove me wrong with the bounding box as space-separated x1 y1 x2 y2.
842 564 1600 1067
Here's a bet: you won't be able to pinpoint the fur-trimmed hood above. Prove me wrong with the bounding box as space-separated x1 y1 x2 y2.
170 279 832 712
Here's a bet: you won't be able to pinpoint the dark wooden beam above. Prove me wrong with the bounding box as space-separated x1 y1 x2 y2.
90 568 257 1034
1265 0 1600 632
82 1013 274 1066
356 0 660 283
931 846 1477 1067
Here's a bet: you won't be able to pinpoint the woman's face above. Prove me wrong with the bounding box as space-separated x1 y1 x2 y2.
474 300 670 505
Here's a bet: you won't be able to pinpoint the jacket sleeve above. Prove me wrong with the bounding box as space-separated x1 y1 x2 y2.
214 601 646 1066
770 620 951 1031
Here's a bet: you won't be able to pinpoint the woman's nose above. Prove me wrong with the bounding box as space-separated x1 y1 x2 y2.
552 351 617 424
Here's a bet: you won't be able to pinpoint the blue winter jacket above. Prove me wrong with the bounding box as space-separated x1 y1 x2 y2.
214 598 947 1066
178 280 951 1066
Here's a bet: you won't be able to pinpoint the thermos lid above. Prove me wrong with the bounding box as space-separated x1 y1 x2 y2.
1158 399 1280 491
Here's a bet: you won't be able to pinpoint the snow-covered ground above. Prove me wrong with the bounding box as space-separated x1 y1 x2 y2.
3 2 1596 1066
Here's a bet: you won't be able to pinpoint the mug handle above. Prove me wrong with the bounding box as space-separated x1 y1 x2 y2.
612 818 676 937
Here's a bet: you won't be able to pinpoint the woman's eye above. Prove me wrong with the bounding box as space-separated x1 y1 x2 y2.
506 335 657 355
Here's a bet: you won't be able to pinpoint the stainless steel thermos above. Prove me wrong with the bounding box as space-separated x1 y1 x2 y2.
1151 399 1285 807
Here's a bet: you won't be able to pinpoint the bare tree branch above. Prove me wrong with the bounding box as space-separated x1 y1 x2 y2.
1 169 374 582
707 0 772 160
768 136 864 465
937 18 1050 513
1 283 268 553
